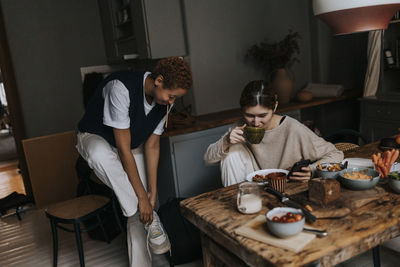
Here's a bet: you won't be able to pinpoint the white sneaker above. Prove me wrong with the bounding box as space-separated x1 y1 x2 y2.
145 211 171 255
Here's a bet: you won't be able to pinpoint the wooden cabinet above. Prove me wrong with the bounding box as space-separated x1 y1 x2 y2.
360 97 400 142
98 0 186 63
157 125 231 206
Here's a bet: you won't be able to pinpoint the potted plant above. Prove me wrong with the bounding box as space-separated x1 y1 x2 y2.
246 30 301 104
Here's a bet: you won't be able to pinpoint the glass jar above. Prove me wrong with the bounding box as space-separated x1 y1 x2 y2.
237 182 262 214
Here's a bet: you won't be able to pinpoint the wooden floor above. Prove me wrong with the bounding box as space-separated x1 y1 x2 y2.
0 162 202 267
0 160 24 198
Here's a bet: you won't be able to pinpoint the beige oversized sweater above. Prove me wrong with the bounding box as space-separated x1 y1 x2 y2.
204 116 344 172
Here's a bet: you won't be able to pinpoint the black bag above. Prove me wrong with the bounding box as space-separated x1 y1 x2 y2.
158 198 202 266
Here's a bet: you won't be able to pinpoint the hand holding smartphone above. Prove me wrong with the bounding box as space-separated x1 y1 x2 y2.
287 159 311 179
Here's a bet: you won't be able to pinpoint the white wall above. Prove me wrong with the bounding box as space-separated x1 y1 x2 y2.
1 0 107 138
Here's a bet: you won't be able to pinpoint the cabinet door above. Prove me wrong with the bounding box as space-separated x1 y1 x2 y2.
171 125 230 198
362 120 400 142
98 0 139 63
132 0 186 59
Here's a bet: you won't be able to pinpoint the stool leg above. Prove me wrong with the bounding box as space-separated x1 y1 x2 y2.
372 245 381 267
50 219 58 267
111 198 124 233
74 223 85 267
96 214 110 243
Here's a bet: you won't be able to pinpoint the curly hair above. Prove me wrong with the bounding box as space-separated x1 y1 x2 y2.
150 57 193 90
239 80 278 110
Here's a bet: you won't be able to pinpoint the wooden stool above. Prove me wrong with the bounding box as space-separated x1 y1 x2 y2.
45 195 121 267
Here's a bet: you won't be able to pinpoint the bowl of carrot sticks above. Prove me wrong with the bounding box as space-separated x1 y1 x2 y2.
371 149 399 178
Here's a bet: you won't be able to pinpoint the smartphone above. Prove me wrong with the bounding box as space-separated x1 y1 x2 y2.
287 159 311 179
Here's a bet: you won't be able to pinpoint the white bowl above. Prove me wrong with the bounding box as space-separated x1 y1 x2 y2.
315 162 345 179
266 207 305 238
338 168 380 190
342 158 374 169
388 172 400 194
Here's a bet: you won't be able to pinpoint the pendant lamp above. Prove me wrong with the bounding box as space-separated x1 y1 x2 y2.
313 0 400 35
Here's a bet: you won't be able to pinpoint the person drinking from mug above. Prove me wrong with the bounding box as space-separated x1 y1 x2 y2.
204 80 343 187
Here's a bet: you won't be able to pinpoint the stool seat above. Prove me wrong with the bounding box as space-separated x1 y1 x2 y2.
45 195 110 221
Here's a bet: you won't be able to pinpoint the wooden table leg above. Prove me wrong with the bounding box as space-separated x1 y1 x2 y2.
200 233 249 267
201 233 218 267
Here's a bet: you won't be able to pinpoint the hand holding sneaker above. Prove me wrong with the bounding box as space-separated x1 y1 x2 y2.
138 196 153 224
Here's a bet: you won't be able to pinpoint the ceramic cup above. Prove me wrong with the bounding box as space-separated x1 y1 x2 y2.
237 182 262 214
243 126 265 144
267 172 287 193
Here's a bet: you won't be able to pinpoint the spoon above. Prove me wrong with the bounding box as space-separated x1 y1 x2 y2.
303 228 328 237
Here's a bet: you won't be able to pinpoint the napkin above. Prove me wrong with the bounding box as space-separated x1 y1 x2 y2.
235 215 315 253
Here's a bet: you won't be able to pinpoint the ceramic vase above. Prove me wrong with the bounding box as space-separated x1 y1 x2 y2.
271 68 294 104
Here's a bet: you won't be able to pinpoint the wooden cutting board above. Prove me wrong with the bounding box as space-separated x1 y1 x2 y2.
235 215 315 253
289 186 387 219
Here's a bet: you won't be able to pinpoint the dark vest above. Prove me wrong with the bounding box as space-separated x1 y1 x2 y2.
78 71 165 149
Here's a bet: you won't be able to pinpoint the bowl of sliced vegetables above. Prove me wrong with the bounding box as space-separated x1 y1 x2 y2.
338 168 380 190
388 172 400 194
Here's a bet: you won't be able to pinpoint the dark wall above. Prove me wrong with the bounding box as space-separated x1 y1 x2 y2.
1 0 106 138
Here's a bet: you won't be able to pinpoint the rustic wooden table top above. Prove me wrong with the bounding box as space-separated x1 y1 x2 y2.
180 142 400 267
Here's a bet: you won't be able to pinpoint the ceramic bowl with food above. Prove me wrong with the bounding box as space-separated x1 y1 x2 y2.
244 126 265 144
388 172 400 194
315 162 345 179
266 207 305 238
338 168 380 190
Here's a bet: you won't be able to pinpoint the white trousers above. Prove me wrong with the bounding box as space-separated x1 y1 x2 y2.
220 143 259 187
76 132 151 267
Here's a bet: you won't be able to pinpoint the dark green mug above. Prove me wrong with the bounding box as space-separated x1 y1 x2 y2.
244 126 265 144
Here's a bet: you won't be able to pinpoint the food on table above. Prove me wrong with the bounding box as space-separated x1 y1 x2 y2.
397 128 400 145
271 212 303 223
309 178 340 205
371 149 399 178
317 162 342 172
252 174 267 183
305 204 313 212
388 172 400 181
343 171 372 180
388 172 400 194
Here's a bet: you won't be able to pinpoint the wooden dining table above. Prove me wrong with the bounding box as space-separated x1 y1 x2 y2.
180 142 400 267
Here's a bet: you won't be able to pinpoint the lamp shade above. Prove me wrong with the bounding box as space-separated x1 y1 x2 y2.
313 0 400 35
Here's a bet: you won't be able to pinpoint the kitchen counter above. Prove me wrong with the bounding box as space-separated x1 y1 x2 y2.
163 90 361 137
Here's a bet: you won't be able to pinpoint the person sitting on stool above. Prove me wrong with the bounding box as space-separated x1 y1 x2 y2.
76 57 193 266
